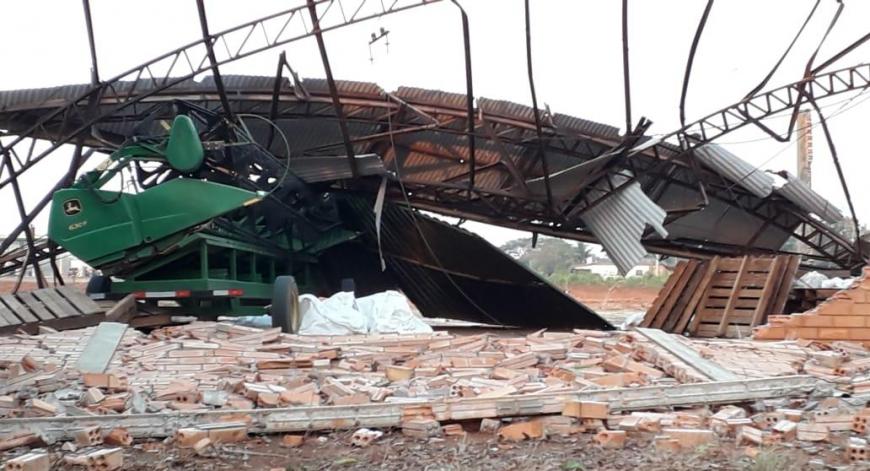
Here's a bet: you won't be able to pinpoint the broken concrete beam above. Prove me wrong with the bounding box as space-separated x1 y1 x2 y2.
4 452 49 471
77 322 128 374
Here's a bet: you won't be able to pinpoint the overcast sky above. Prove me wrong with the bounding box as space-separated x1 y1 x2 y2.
1 0 869 247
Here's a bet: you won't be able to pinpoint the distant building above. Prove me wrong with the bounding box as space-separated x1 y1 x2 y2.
571 260 670 279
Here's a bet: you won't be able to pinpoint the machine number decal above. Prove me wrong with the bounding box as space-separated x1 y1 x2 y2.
68 220 88 231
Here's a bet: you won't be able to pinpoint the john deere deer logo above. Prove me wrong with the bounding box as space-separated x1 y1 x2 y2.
63 199 82 216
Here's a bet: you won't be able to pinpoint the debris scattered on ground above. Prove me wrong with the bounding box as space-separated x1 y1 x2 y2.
3 315 870 468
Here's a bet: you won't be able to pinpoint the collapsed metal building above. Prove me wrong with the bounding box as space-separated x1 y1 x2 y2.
0 0 868 329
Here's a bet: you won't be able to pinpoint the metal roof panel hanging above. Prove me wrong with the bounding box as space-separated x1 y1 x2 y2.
694 143 774 198
581 177 668 275
771 171 844 224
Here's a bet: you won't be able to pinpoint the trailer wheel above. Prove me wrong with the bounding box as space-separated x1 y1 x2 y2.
271 276 301 333
85 275 111 295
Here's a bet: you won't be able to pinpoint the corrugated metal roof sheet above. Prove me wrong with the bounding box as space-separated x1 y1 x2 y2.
393 87 468 110
384 130 517 190
477 97 535 122
301 79 384 98
288 154 386 183
552 113 620 139
335 195 613 329
0 84 91 112
771 171 843 224
581 175 668 275
694 143 774 198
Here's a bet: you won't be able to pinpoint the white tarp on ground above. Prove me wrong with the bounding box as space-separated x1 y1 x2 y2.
298 290 433 335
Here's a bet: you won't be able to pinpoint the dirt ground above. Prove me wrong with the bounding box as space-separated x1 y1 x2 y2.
0 279 85 294
102 429 834 471
564 285 658 312
0 281 655 312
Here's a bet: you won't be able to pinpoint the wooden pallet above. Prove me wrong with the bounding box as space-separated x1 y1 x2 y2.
0 287 105 334
641 255 799 338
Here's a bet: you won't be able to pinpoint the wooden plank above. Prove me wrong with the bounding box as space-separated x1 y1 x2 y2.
105 294 137 323
769 255 800 315
714 257 780 272
698 309 756 325
712 258 742 271
685 257 721 335
0 299 19 327
32 288 79 318
38 313 105 333
634 327 740 381
1 293 41 323
695 323 756 338
76 322 128 373
749 256 783 327
706 287 764 298
56 286 103 315
708 272 774 287
703 298 766 309
642 261 687 328
0 375 818 441
652 260 697 330
717 256 750 336
662 261 705 332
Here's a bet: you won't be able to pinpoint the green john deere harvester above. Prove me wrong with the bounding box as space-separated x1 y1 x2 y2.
48 104 377 332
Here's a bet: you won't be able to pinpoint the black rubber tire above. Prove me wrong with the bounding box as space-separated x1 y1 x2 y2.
85 275 111 295
271 276 301 333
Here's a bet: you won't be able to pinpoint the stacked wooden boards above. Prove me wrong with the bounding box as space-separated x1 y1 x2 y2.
0 287 105 334
641 255 799 338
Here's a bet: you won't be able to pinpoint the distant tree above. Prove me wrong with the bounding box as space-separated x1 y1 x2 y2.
499 237 583 276
575 243 590 265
